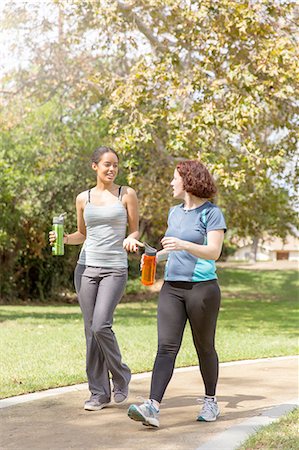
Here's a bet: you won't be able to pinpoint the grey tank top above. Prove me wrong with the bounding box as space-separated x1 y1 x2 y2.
78 187 128 268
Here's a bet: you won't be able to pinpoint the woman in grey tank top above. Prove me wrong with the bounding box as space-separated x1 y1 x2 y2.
49 146 142 411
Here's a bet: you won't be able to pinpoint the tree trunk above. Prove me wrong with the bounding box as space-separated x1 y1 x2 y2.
250 237 259 262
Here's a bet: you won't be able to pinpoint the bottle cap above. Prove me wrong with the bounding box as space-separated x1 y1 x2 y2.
53 212 67 224
144 242 157 256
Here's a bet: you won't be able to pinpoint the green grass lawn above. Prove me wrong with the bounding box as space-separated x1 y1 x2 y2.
237 407 299 450
0 269 298 399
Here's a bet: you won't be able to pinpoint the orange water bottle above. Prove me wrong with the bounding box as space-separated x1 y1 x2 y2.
141 243 157 286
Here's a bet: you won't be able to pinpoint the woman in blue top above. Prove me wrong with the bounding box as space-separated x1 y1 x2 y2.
128 160 226 428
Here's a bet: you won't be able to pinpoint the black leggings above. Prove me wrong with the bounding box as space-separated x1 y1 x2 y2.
150 280 221 403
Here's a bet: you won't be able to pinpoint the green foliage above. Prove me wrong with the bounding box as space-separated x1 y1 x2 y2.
219 240 237 261
0 0 298 300
88 0 299 239
0 94 109 300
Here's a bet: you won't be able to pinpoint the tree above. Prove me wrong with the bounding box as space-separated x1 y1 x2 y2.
88 0 298 243
2 1 298 237
0 0 298 299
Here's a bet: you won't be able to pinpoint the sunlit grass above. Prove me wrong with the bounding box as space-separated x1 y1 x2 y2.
237 407 299 450
0 269 298 398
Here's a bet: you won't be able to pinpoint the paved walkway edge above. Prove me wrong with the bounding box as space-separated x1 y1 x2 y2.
1 355 297 409
196 399 299 450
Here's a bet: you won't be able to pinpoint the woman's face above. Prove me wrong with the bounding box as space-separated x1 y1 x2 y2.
93 151 119 182
170 169 185 199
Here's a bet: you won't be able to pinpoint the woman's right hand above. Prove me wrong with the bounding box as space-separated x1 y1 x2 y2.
49 230 57 246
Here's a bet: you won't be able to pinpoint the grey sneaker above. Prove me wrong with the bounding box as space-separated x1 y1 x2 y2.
128 400 160 427
197 397 220 422
113 388 129 404
113 372 131 404
84 394 110 411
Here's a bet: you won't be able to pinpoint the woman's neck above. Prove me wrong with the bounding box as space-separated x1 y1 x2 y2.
94 181 116 192
183 194 207 210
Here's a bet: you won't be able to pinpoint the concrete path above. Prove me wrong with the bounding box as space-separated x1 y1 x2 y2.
0 356 298 450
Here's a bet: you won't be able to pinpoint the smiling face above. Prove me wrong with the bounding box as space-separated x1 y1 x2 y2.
92 151 119 183
170 169 185 199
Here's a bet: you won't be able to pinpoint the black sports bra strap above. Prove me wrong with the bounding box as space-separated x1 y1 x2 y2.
118 186 122 199
88 189 91 203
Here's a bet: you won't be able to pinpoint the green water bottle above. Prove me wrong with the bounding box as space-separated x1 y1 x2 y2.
52 213 66 256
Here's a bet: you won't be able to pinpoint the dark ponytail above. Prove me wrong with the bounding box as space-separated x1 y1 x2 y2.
91 146 119 164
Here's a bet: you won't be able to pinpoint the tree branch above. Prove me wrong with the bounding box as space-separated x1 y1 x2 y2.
116 1 168 54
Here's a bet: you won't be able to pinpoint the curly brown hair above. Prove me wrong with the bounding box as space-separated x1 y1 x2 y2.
176 160 217 198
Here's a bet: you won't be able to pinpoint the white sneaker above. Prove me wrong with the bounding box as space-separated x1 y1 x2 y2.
128 400 160 427
197 397 220 422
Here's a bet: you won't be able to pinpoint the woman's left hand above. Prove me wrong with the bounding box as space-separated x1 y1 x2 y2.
123 237 144 253
161 236 185 251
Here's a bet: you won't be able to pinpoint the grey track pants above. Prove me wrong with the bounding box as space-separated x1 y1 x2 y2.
74 264 131 402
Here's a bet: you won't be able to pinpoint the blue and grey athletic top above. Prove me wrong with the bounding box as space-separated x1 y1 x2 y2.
164 202 226 282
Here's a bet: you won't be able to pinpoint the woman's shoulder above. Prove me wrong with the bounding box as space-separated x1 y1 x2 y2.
204 202 223 213
121 185 137 199
168 204 183 220
203 202 224 217
170 203 183 211
76 190 89 205
204 202 227 229
121 185 136 195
